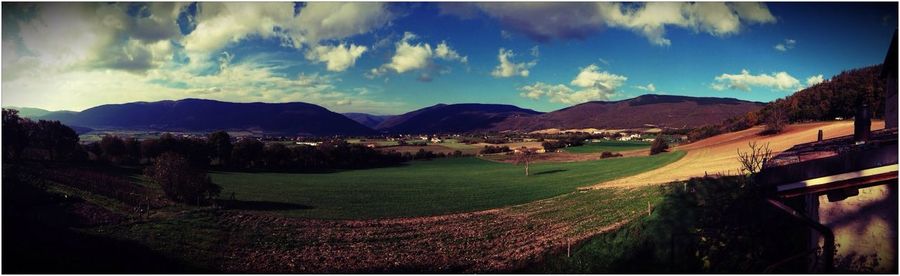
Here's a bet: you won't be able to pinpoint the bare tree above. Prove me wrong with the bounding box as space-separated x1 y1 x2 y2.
516 147 536 176
737 141 772 176
763 104 788 135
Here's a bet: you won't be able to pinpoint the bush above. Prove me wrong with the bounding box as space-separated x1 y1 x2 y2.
480 145 511 154
144 152 220 205
600 151 623 158
650 137 669 155
541 140 565 152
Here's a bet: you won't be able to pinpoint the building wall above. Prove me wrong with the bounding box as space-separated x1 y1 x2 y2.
885 73 897 129
817 184 898 272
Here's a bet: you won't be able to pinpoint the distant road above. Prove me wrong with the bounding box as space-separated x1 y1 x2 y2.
592 120 886 188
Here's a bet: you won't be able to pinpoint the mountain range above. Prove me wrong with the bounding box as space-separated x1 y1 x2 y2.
33 99 375 136
374 103 541 133
495 94 764 131
11 94 764 136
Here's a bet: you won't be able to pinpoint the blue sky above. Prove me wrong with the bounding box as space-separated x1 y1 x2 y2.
2 2 896 114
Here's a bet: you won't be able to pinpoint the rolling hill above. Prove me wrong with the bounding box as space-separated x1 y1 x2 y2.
375 103 542 134
342 113 395 129
3 106 54 118
37 99 376 136
495 94 764 131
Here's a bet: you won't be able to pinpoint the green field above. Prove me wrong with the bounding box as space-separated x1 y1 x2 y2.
564 140 651 154
212 151 684 219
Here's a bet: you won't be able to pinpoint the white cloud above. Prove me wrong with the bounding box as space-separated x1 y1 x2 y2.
183 3 292 56
711 69 801 92
806 74 825 86
570 64 627 89
519 64 627 104
774 39 796 52
5 3 184 76
304 43 368 72
444 2 775 46
182 2 392 69
1 2 402 114
435 41 468 63
371 32 467 78
288 2 393 46
491 48 536 78
636 83 657 92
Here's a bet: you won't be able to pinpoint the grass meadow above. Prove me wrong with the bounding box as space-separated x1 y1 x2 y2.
564 140 651 154
211 151 685 219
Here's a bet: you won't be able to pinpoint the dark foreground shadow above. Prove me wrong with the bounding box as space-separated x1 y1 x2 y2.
3 218 204 273
217 199 313 211
534 169 568 176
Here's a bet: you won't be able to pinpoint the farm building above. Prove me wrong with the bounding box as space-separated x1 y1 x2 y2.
756 31 898 273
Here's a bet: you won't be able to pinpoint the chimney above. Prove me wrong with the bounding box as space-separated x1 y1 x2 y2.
854 103 871 142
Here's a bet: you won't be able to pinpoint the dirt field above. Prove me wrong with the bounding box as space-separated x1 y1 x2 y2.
591 121 886 188
219 187 664 272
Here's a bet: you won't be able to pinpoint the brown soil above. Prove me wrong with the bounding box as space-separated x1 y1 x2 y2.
218 188 652 273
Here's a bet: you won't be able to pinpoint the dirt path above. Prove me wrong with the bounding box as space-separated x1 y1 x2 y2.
591 121 885 188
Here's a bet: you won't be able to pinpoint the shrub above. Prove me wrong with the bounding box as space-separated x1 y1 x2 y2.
541 140 565 152
480 145 511 154
650 137 669 155
600 151 623 158
144 152 220 205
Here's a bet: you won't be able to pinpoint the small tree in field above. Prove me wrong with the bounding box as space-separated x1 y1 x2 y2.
145 152 220 205
762 104 788 135
516 147 536 176
650 137 669 155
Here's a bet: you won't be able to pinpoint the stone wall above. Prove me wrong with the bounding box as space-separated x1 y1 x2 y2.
817 183 897 272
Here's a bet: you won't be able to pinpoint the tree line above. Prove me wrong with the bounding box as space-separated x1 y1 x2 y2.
683 64 885 141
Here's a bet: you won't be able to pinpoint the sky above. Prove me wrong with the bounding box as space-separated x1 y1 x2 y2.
2 2 897 115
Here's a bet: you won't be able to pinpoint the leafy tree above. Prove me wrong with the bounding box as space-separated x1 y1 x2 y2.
262 143 291 170
144 152 220 205
99 135 127 163
30 120 79 160
2 109 29 161
207 130 232 166
650 137 669 155
231 138 264 169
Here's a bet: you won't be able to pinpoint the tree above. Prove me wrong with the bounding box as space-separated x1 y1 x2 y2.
140 139 163 161
124 137 142 164
541 140 563 152
515 147 536 176
762 103 788 135
650 137 669 155
231 138 264 169
99 135 127 163
2 109 29 161
30 120 79 160
207 130 232 166
737 141 772 176
263 143 291 170
144 152 220 205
